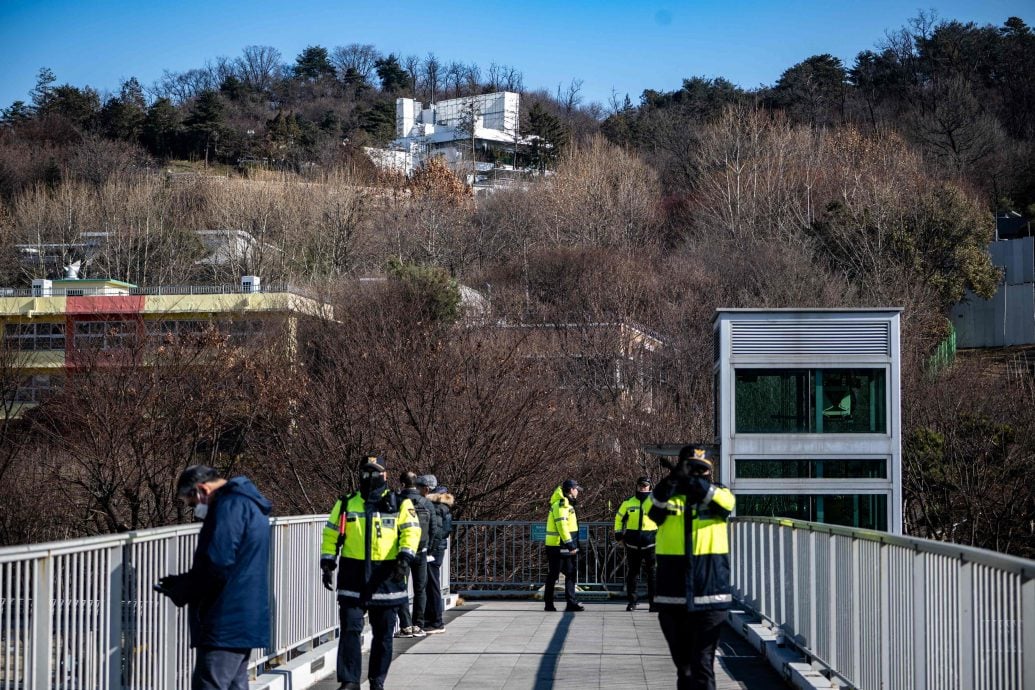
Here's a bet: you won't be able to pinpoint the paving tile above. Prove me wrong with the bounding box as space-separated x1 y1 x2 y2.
308 600 786 689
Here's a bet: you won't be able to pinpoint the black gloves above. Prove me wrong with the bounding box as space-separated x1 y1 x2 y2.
686 476 711 505
652 476 676 502
654 461 712 505
393 552 413 582
655 457 691 501
321 559 336 591
157 574 191 608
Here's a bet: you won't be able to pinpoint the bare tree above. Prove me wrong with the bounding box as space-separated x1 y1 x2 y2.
558 79 584 114
152 68 216 104
445 61 466 98
403 54 421 96
235 45 282 92
330 43 381 84
31 324 290 534
422 53 442 104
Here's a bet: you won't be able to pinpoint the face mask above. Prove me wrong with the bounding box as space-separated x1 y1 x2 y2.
636 490 651 501
193 503 208 520
566 494 578 506
360 474 386 496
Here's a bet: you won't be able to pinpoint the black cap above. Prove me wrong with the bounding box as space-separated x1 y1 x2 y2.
562 479 581 493
636 476 652 487
360 454 386 472
678 444 714 471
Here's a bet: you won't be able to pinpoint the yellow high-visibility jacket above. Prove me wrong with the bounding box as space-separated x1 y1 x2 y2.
545 485 578 549
613 494 658 549
648 483 735 610
320 488 421 606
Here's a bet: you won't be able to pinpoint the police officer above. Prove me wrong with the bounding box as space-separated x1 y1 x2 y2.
320 455 421 690
613 476 658 611
543 479 585 612
647 445 735 690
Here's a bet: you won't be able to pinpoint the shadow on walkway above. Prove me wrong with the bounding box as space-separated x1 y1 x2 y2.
532 611 575 690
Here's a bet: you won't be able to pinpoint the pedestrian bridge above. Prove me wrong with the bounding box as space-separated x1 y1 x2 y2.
0 516 1032 689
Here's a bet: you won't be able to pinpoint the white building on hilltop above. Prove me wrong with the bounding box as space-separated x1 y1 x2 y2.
365 92 539 185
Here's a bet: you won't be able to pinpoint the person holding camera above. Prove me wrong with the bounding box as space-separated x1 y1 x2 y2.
648 445 735 690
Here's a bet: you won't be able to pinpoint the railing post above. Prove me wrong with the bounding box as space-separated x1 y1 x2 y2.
808 529 817 650
31 556 53 690
108 545 124 690
850 538 860 685
912 550 927 690
164 538 179 690
957 561 974 690
879 542 891 690
827 533 837 671
1023 574 1034 690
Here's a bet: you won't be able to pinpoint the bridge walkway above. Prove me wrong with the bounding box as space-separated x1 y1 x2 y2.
312 600 785 690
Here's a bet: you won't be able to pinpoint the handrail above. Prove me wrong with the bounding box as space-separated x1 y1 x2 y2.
0 284 323 300
450 520 626 590
731 516 1034 690
0 514 393 689
736 515 1035 577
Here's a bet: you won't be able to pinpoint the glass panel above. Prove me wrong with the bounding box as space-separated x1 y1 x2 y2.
734 369 809 432
3 322 66 350
735 459 887 479
738 493 888 531
818 368 886 433
734 368 887 434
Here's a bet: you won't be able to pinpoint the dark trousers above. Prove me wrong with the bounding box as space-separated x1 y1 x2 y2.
397 553 428 630
191 647 249 690
338 601 397 686
658 608 726 690
625 547 655 603
424 558 444 629
544 546 577 606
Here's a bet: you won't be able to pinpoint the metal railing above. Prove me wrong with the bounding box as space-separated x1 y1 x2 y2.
1 284 321 300
732 516 1035 690
450 521 626 590
0 515 340 690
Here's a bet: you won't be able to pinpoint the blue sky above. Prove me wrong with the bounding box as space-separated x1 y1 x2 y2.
1 0 1031 110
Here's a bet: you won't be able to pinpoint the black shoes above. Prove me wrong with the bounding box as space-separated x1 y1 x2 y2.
547 602 584 612
626 602 636 611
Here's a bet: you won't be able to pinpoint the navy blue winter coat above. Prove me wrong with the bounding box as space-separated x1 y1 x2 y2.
186 476 272 649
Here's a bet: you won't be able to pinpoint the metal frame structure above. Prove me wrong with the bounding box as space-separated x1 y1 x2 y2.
732 516 1035 690
0 516 340 690
6 515 1031 688
713 309 903 533
449 521 625 590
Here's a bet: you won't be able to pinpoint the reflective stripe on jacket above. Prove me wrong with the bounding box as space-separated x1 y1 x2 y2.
320 488 421 606
613 494 658 549
648 485 735 611
545 485 578 547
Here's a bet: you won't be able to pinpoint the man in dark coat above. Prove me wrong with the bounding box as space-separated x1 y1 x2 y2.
418 475 453 633
158 465 272 690
395 471 440 637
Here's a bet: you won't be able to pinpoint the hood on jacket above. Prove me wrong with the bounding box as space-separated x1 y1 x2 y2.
428 492 454 507
221 476 273 515
550 486 566 504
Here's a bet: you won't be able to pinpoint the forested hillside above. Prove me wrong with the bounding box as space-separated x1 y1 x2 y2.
0 14 1032 558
